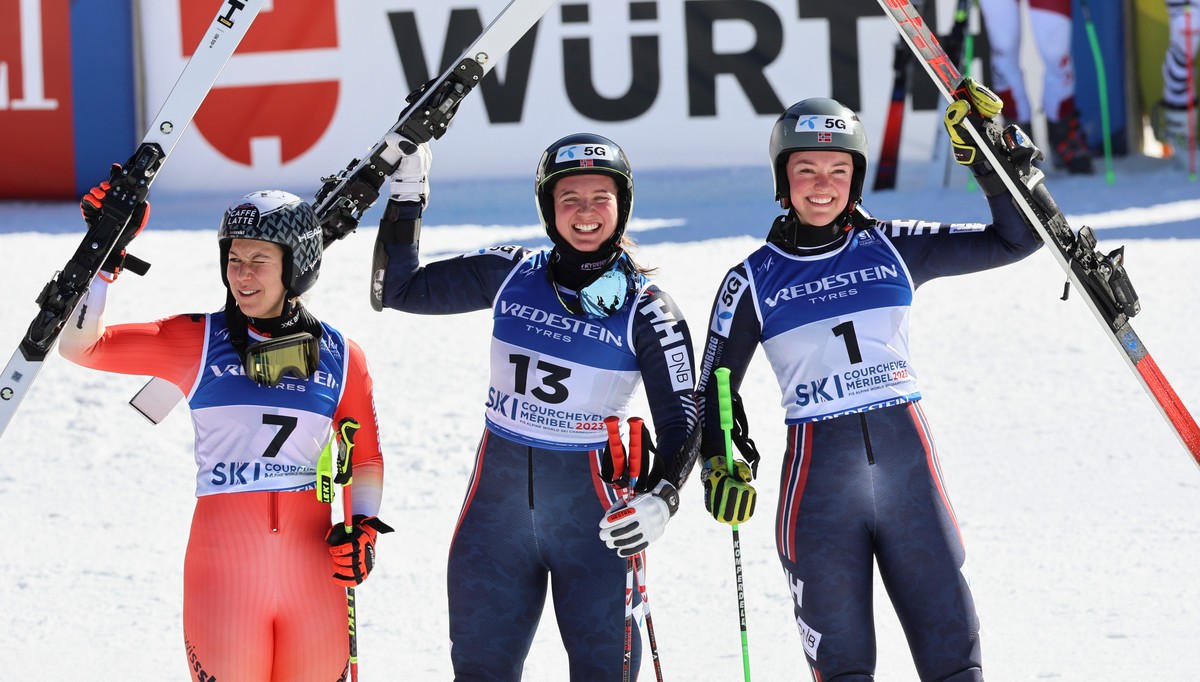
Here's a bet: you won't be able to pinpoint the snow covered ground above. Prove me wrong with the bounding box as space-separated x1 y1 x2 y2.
1 156 1198 681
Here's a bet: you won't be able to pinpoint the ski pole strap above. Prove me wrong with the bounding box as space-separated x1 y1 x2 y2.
729 391 761 478
335 417 360 486
317 417 360 503
317 436 335 504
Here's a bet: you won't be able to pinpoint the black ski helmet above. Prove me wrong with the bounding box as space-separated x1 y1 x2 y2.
218 190 323 299
769 98 869 222
534 133 634 254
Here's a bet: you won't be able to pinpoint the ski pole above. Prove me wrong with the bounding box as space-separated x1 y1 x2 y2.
1187 3 1197 181
1079 0 1116 184
603 417 635 682
631 552 664 682
941 0 978 191
626 416 665 682
961 0 978 193
714 368 751 682
320 418 363 681
337 418 362 682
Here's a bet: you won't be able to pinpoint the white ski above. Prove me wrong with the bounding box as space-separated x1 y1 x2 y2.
0 0 266 440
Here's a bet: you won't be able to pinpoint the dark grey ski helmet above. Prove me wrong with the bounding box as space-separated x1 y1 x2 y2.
535 133 634 254
769 98 869 220
218 190 323 298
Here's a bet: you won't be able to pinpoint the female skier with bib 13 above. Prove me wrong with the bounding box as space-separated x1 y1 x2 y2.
371 133 699 680
60 186 392 682
696 83 1043 680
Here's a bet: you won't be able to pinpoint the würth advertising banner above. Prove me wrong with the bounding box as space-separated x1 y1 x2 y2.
2 0 1124 200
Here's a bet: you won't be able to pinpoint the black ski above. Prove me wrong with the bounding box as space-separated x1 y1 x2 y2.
0 0 266 440
873 0 1200 468
312 0 558 248
934 0 977 189
940 0 974 74
873 0 929 193
873 38 913 191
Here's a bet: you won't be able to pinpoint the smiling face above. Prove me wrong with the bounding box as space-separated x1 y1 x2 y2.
551 173 620 253
785 150 854 227
226 238 287 319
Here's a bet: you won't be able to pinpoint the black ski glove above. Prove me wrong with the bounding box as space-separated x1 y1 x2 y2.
80 163 150 280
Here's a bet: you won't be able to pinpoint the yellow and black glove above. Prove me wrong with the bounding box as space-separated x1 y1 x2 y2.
703 456 756 525
942 77 1009 196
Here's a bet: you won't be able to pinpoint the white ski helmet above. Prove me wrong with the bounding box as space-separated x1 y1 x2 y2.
218 190 323 298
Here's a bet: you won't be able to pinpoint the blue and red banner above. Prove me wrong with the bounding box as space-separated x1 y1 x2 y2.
0 0 136 199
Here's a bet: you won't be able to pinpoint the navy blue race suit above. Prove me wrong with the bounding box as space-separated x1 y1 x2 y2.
697 194 1041 681
379 235 699 681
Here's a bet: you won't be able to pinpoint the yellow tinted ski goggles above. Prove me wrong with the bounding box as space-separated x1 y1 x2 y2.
243 332 319 386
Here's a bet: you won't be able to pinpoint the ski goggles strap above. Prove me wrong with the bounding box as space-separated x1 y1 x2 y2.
243 332 319 386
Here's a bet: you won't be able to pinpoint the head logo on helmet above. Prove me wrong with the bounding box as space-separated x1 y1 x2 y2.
218 190 323 299
769 98 869 226
535 133 634 256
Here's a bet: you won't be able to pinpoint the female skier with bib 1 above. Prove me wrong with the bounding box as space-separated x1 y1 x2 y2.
696 83 1043 680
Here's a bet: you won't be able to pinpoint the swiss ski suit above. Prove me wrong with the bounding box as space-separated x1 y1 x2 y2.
697 195 1041 682
60 276 384 682
978 0 1077 123
379 241 698 681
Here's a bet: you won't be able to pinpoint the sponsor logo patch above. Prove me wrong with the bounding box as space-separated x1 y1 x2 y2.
555 144 614 163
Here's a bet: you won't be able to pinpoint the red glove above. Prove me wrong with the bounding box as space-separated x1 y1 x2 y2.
80 164 150 281
325 514 394 587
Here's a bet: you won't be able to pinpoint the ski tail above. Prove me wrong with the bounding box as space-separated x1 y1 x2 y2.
1125 330 1200 463
0 0 266 442
873 42 909 191
874 0 1200 469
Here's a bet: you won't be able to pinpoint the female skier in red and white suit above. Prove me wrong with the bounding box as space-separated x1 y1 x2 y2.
60 187 390 682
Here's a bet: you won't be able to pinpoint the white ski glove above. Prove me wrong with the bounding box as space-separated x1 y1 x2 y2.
598 480 679 558
388 135 432 209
